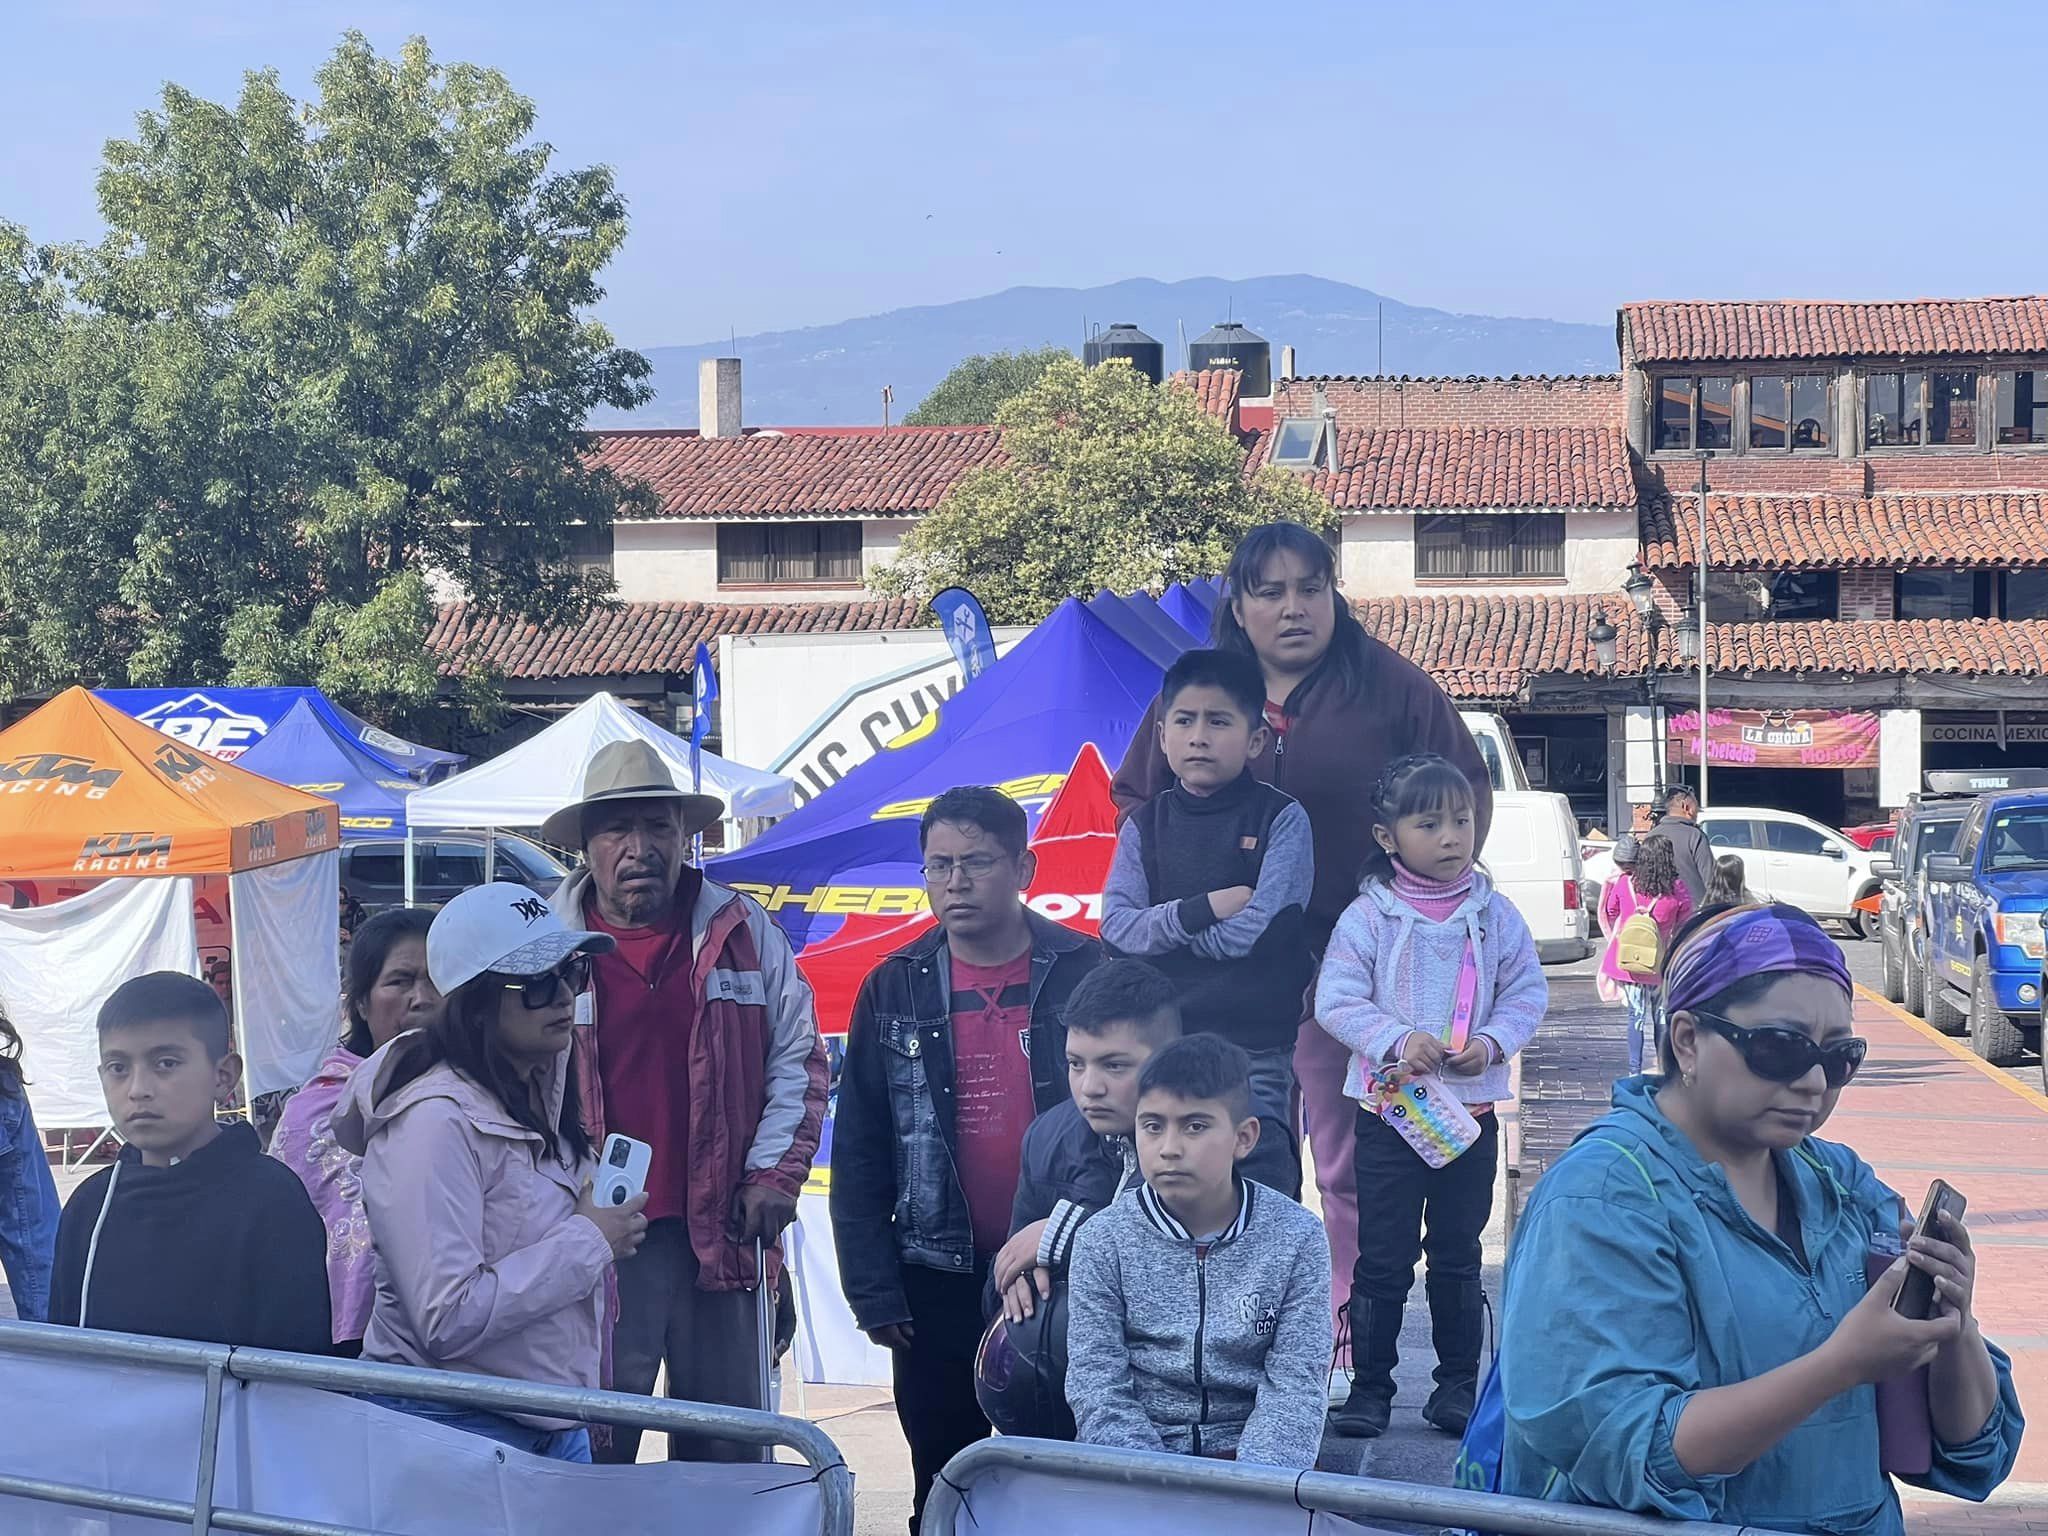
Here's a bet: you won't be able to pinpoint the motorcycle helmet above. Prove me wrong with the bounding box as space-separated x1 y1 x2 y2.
973 1286 1074 1440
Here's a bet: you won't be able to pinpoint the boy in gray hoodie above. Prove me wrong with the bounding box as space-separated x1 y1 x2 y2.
1064 1034 1332 1469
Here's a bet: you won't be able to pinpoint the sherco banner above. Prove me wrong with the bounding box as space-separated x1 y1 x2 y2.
709 588 1208 953
1667 708 1882 769
98 687 464 780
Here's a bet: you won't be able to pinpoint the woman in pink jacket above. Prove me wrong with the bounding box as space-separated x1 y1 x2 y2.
1598 835 1694 1075
334 883 649 1461
270 908 441 1355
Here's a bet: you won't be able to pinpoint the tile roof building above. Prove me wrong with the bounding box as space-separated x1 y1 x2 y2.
430 299 2048 837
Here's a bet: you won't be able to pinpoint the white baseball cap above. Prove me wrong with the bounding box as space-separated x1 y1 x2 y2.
426 883 616 995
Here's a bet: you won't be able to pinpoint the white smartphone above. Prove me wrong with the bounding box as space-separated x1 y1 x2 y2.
595 1134 652 1208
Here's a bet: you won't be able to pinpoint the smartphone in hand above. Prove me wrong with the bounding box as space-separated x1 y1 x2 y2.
596 1133 652 1209
1893 1179 1967 1320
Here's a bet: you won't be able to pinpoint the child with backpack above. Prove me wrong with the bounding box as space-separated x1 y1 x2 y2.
1315 754 1547 1441
1599 833 1694 1075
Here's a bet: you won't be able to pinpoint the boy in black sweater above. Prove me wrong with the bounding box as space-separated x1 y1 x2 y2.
50 972 331 1352
1101 649 1314 1198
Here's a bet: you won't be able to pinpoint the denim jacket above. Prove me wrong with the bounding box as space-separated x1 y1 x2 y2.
831 913 1101 1331
0 1083 61 1322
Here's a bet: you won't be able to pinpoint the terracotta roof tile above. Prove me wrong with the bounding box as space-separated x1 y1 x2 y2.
585 427 1001 520
1251 426 1634 510
1641 493 2048 570
1621 298 2048 365
427 598 922 679
1358 595 2048 699
1710 620 2048 678
1167 368 1244 427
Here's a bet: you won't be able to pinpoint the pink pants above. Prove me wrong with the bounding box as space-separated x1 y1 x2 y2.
1295 1014 1359 1361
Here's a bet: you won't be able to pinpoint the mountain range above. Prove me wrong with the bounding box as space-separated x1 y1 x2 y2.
590 274 1614 431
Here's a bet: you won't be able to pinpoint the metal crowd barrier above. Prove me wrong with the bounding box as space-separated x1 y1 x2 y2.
922 1437 1803 1536
0 1319 854 1536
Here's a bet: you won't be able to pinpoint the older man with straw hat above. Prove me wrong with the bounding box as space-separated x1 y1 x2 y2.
546 738 827 1463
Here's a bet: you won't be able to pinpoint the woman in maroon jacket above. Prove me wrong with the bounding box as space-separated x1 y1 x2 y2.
1112 522 1493 1354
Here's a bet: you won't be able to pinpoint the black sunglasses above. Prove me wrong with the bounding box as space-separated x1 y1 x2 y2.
1690 1012 1867 1088
499 954 592 1011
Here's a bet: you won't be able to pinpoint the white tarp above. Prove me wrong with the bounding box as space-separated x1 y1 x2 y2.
408 691 798 828
787 1191 890 1387
0 877 200 1126
0 1346 822 1536
230 848 341 1098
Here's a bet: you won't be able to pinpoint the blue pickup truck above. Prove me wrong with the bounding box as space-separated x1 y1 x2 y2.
1923 778 2048 1068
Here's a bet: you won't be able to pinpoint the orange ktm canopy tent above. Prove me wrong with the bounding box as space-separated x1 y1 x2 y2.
0 686 340 880
0 688 342 1134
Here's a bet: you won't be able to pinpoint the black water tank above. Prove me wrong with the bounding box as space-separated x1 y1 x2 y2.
1083 323 1164 384
1187 321 1272 398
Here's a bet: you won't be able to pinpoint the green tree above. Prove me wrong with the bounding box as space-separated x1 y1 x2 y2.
904 346 1070 426
873 357 1334 623
0 34 650 728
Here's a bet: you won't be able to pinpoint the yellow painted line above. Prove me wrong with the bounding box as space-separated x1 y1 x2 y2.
1854 983 2048 1115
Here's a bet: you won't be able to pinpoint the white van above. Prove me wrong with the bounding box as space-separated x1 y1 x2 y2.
1461 712 1591 963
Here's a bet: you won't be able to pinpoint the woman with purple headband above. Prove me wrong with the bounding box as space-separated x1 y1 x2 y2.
1496 903 2022 1536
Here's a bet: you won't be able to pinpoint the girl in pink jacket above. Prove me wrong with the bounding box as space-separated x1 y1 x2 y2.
333 884 650 1461
1598 835 1693 1075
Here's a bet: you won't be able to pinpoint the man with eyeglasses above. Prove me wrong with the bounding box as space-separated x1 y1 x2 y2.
545 739 828 1464
833 785 1102 1534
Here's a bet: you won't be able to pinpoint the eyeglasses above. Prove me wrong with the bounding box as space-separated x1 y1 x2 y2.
500 955 592 1011
1690 1012 1867 1088
921 853 1007 884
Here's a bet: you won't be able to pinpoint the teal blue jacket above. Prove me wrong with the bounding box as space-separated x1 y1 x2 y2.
1500 1078 2023 1536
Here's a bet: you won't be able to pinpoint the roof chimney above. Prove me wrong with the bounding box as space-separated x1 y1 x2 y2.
699 357 742 439
1279 344 1296 381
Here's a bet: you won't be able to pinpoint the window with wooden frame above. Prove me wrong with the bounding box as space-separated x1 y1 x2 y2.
1748 374 1832 452
716 521 863 585
1653 375 1735 452
1995 369 2048 446
1414 514 1566 581
1864 369 1980 448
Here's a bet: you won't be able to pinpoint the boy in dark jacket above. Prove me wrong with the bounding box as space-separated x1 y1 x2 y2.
994 959 1183 1326
50 972 331 1353
1065 1034 1331 1468
1101 648 1313 1197
832 787 1101 1535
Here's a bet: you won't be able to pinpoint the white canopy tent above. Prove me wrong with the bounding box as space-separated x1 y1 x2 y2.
402 693 797 895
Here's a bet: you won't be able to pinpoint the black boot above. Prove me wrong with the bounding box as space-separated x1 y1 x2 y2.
1328 1296 1402 1439
1422 1275 1485 1436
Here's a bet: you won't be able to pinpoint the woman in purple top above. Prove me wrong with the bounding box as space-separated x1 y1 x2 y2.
270 908 441 1354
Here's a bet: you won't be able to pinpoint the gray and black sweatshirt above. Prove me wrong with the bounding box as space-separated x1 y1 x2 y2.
1065 1177 1332 1469
1100 771 1315 1053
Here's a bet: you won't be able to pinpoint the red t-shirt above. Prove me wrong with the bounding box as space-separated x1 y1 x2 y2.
949 950 1037 1257
586 873 701 1224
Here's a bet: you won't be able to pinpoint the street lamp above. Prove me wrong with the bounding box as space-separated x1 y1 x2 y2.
1675 603 1701 664
1590 609 1619 671
1621 562 1657 620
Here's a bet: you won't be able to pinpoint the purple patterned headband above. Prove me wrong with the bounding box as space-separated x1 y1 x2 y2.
1661 903 1852 1017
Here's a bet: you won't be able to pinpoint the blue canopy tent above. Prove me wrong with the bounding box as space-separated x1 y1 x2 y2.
708 587 1209 953
232 697 417 838
98 687 464 782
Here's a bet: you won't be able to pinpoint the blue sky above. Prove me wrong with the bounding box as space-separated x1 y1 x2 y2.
5 1 2044 347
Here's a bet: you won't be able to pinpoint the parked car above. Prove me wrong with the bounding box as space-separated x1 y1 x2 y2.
1923 788 2048 1067
1698 808 1883 938
340 833 568 914
1872 798 1971 1015
1461 712 1590 963
1845 821 1897 853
